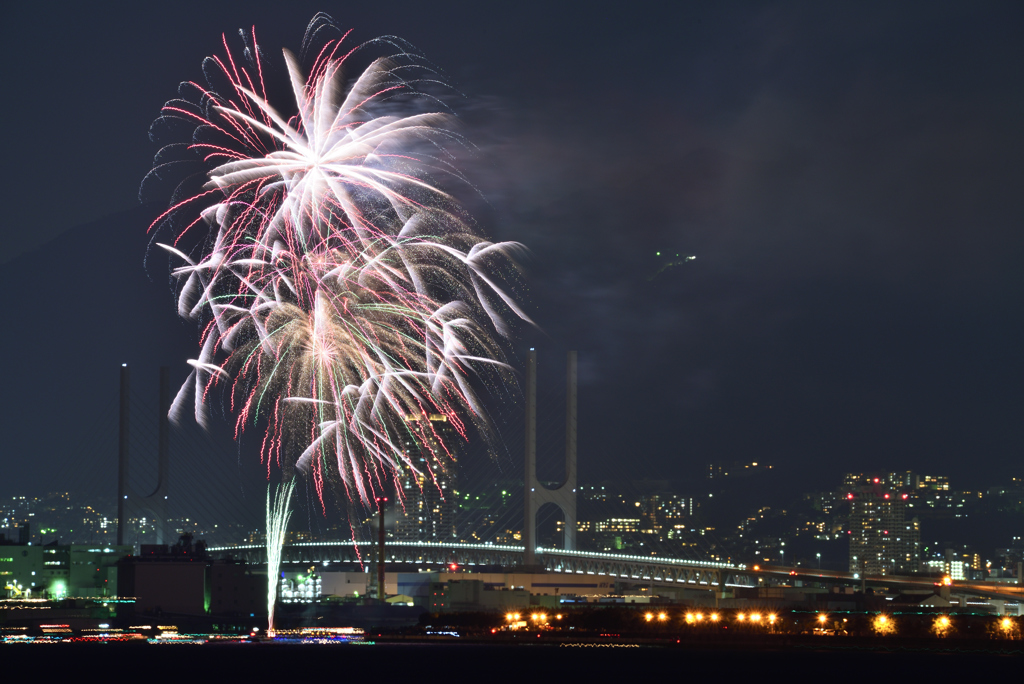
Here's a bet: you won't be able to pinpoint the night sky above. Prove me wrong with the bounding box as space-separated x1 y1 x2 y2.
1 1 1023 506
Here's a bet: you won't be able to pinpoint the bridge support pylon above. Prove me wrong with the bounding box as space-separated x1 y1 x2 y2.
523 350 577 567
116 365 171 549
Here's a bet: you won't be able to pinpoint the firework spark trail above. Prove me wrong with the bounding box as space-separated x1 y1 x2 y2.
266 479 295 635
149 14 529 513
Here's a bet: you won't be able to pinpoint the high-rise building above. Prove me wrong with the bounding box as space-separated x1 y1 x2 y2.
847 484 921 576
883 471 920 489
639 493 696 533
394 414 458 542
844 472 918 490
920 475 950 491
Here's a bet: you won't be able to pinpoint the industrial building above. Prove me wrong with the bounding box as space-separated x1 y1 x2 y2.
1 539 131 598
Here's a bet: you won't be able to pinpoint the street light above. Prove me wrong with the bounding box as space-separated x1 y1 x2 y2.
873 614 895 635
816 553 821 569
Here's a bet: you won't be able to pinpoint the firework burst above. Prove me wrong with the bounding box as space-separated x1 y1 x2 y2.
145 14 529 509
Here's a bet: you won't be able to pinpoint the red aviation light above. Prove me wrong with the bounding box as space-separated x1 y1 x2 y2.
884 493 890 499
873 478 879 483
901 493 909 500
847 493 854 500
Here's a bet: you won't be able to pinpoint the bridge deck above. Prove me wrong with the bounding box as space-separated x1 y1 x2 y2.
207 541 752 588
207 542 1022 600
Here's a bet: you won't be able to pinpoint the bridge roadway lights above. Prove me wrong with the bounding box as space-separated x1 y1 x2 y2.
205 541 753 589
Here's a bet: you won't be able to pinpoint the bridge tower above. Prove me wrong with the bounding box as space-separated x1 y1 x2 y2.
523 350 577 566
117 365 171 548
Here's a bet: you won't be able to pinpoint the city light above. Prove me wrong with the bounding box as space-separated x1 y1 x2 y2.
7 468 1016 640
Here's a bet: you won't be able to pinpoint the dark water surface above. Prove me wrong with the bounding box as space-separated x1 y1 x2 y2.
5 642 1021 678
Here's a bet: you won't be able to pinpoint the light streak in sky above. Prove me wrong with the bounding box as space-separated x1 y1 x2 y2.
145 14 529 509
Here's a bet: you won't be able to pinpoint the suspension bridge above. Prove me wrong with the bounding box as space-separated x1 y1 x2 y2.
28 355 1022 602
92 351 761 592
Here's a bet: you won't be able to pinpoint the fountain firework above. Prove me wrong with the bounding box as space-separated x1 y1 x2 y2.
265 479 295 635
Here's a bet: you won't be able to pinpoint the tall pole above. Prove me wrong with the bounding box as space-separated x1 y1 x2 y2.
156 366 170 545
564 351 578 551
523 350 538 566
377 496 387 600
117 365 130 546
